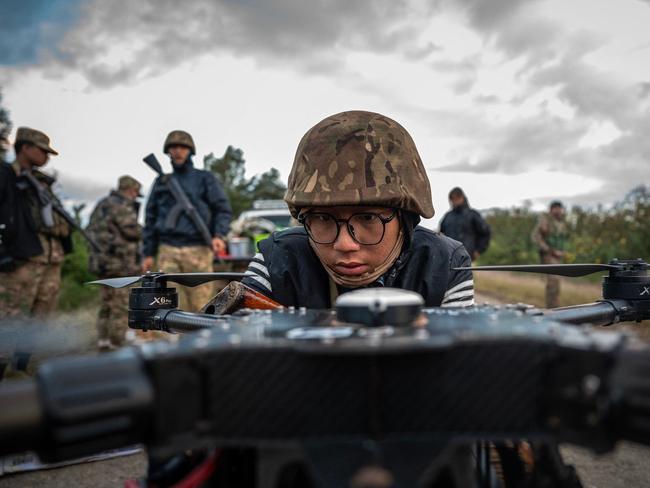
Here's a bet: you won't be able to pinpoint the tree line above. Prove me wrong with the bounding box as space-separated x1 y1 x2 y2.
478 185 650 267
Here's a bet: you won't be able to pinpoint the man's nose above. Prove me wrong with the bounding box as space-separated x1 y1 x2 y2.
333 223 360 251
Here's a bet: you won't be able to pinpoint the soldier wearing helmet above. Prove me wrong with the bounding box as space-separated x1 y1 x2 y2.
142 130 232 311
241 111 474 308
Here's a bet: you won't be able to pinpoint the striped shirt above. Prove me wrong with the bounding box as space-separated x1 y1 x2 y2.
242 253 475 308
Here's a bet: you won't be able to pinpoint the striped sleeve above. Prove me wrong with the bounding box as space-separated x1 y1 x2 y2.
441 247 474 308
241 253 273 296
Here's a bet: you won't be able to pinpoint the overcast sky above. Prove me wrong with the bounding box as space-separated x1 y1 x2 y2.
1 0 649 226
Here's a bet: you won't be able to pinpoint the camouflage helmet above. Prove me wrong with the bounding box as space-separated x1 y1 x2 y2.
284 111 434 218
164 130 195 155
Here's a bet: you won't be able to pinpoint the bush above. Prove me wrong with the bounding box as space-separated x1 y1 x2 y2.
59 232 99 310
478 186 650 267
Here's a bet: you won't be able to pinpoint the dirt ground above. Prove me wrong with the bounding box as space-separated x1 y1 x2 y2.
1 286 649 487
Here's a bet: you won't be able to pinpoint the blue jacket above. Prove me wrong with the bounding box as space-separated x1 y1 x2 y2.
143 160 232 256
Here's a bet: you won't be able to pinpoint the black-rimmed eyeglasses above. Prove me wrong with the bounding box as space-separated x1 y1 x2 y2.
298 210 397 245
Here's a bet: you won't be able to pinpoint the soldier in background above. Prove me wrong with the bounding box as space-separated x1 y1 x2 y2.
439 187 491 261
531 200 568 308
142 130 232 311
87 176 143 350
0 127 72 319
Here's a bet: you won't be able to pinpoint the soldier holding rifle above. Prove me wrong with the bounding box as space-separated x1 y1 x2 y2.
0 127 88 319
142 130 232 311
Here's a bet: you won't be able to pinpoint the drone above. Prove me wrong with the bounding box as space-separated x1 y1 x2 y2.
0 258 648 487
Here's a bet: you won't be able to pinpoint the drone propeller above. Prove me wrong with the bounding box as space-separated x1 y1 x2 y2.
453 263 622 277
87 272 247 289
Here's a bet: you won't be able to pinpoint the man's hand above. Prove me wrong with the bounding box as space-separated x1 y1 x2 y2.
212 236 226 255
552 250 565 259
141 256 155 273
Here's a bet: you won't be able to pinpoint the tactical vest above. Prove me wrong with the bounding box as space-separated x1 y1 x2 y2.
545 215 568 251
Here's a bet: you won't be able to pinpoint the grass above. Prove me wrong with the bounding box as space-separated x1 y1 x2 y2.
473 271 602 308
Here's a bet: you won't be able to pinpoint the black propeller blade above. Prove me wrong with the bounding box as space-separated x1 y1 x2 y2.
453 263 621 277
87 272 247 288
158 273 247 287
87 276 144 288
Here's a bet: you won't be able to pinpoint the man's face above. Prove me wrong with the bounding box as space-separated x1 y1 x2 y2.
168 145 191 165
450 193 465 208
126 187 141 200
550 205 564 219
307 206 401 277
22 144 50 167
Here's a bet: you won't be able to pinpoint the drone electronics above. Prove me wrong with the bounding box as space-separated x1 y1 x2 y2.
0 258 649 486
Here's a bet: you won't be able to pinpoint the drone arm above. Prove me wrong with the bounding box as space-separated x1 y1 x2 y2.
543 301 619 326
155 309 229 333
543 299 650 326
130 308 229 333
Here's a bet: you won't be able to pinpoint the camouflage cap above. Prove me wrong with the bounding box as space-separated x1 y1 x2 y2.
118 175 143 196
285 111 434 218
15 127 59 155
164 130 196 155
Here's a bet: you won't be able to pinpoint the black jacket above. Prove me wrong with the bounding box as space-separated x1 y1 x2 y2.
439 204 491 257
0 162 72 262
0 162 41 260
143 160 232 256
242 226 473 308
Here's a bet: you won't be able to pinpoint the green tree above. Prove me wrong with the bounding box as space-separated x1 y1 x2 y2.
0 88 12 162
249 167 286 201
477 186 650 268
204 146 287 218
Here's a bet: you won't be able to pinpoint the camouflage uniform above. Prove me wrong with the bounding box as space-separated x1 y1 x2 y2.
157 244 215 311
531 212 569 308
0 128 70 319
87 176 143 349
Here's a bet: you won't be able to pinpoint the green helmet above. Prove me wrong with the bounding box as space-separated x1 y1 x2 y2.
164 130 196 155
284 111 434 218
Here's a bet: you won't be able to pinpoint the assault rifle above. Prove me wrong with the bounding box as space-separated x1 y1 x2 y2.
19 169 101 252
143 153 214 250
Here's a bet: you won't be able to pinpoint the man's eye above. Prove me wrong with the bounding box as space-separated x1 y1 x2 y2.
356 214 378 222
311 215 331 223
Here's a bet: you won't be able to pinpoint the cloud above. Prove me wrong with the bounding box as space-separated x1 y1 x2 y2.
2 0 648 210
0 0 81 65
4 0 440 88
55 171 110 202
